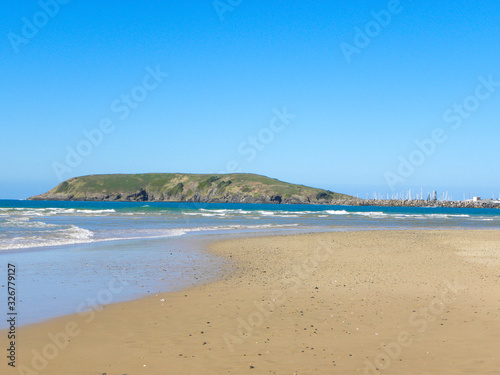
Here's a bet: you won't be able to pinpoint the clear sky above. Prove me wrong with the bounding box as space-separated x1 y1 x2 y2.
1 0 499 200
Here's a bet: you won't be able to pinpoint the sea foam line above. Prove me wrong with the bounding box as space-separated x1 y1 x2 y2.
0 223 300 251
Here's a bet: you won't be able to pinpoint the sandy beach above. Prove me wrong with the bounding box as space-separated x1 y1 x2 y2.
2 230 499 374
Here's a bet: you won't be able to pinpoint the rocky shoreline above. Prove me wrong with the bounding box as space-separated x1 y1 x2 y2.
28 193 500 209
334 198 500 209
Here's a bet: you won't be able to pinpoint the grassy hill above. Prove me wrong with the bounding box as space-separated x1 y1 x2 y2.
28 173 354 204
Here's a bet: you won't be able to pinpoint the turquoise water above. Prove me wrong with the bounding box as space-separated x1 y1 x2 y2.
1 199 499 327
1 200 500 250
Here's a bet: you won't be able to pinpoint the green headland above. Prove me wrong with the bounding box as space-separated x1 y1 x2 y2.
28 173 353 204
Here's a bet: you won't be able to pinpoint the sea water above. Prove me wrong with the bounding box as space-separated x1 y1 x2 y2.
1 200 499 327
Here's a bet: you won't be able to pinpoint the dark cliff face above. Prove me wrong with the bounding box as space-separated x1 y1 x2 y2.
29 190 319 204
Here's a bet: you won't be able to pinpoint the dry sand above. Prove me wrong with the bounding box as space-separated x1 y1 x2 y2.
1 230 499 374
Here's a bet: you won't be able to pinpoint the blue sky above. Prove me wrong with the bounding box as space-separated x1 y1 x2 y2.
1 0 499 200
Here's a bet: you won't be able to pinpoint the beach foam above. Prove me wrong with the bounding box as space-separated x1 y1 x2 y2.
1 201 499 251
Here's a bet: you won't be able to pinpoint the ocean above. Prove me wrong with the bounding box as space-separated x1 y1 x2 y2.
1 199 499 328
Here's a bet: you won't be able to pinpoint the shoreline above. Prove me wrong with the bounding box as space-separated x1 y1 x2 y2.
24 196 500 209
0 234 229 329
1 230 499 374
3 227 497 330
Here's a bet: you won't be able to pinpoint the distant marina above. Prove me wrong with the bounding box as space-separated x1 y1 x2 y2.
350 189 500 208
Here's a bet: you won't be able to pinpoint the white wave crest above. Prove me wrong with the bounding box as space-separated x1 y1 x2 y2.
325 210 349 215
355 212 388 217
1 218 58 229
0 225 94 251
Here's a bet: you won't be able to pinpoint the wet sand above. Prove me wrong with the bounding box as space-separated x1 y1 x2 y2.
1 230 499 374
